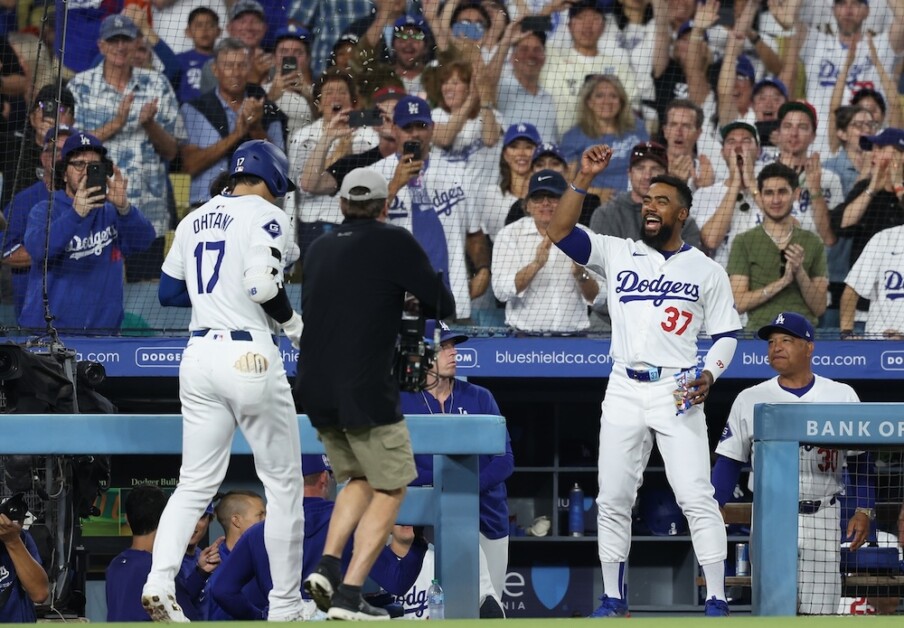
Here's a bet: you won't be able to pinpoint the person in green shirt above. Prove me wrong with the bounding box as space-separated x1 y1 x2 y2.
728 162 828 331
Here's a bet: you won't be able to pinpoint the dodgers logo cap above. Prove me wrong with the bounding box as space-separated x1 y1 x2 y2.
425 319 468 345
99 14 139 41
859 127 904 151
393 95 433 127
339 168 389 201
302 454 332 476
528 169 567 198
61 131 107 160
531 142 566 165
757 311 814 341
503 122 542 147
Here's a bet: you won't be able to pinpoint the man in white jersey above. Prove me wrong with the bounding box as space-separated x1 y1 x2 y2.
841 224 904 338
547 144 742 617
142 140 306 622
712 311 873 614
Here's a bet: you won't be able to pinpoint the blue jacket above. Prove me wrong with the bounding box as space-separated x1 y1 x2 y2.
402 379 514 539
211 497 427 619
2 181 50 318
105 549 195 622
20 190 155 330
0 532 41 623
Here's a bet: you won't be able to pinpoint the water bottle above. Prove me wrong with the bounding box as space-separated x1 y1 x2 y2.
427 579 445 620
569 483 584 537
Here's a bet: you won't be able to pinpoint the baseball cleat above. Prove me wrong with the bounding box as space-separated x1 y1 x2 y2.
141 589 190 623
704 596 730 617
589 594 629 618
303 561 340 613
326 591 390 621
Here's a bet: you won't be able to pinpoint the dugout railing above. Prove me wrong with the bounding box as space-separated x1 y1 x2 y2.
753 403 904 615
1 413 508 619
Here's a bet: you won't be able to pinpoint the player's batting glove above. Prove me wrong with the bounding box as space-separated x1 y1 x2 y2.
283 311 303 350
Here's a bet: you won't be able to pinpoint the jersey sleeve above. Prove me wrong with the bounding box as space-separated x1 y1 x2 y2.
703 262 743 335
161 221 187 280
247 206 292 280
714 390 754 463
583 232 614 279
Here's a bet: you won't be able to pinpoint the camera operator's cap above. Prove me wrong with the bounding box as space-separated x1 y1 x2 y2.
859 127 904 151
630 141 668 170
568 0 608 19
778 100 818 130
393 95 433 127
99 14 139 41
719 120 760 144
61 131 107 160
757 311 814 341
340 168 388 201
393 14 430 34
43 124 75 146
425 319 468 346
372 84 406 104
531 142 566 165
229 0 265 21
753 77 789 100
302 453 332 476
528 169 567 198
274 24 311 44
503 122 542 148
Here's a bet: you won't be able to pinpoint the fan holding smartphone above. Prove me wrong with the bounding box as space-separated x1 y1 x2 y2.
264 25 315 138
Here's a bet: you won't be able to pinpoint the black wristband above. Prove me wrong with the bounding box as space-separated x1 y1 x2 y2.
840 330 853 340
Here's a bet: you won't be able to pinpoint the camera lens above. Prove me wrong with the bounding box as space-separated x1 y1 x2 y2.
77 361 106 388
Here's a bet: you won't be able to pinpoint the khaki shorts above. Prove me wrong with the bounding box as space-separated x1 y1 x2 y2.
318 421 416 491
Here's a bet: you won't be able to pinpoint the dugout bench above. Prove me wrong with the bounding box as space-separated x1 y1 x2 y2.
1 413 508 619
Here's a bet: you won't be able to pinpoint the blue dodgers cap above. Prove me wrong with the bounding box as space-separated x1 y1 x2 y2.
528 169 567 197
757 311 815 341
425 319 468 345
393 14 430 33
503 122 542 147
61 131 106 160
859 128 904 151
735 55 755 82
302 454 332 476
273 24 311 44
99 14 139 41
753 77 789 100
393 95 433 127
531 142 566 165
568 0 608 18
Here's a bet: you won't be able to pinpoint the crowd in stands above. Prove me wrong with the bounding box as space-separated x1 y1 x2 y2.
0 0 902 337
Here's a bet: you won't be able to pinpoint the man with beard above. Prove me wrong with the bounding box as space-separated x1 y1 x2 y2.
728 163 828 331
547 144 741 618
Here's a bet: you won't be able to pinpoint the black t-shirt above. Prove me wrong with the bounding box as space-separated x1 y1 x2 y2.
295 218 455 429
326 146 385 190
830 179 904 265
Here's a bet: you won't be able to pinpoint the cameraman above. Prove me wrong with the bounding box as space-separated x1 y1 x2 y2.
295 168 455 621
0 501 50 622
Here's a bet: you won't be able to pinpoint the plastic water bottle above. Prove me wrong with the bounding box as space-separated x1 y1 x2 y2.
569 483 584 537
427 579 445 619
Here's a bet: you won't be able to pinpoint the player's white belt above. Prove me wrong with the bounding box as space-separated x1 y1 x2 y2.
624 366 687 382
798 496 837 515
190 329 278 346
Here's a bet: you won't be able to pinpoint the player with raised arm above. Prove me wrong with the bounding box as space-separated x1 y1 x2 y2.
141 140 306 623
547 145 742 618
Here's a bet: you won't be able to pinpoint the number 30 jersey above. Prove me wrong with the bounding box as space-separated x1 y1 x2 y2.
584 236 741 369
715 375 860 501
162 193 290 334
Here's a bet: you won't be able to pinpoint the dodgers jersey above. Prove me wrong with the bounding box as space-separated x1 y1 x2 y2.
369 151 481 319
162 193 291 334
844 225 904 336
716 375 859 501
584 236 741 368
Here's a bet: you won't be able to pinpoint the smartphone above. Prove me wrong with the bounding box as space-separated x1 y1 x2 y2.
755 120 780 148
86 162 107 196
281 55 298 75
520 15 552 33
452 21 485 41
403 140 422 161
347 108 384 128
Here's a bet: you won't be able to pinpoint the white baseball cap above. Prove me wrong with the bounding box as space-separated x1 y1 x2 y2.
339 168 388 201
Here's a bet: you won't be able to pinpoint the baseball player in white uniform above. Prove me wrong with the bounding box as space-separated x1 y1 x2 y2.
712 311 873 615
141 140 306 622
547 144 742 617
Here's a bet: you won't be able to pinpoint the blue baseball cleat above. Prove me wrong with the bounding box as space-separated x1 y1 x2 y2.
589 595 630 618
704 596 730 617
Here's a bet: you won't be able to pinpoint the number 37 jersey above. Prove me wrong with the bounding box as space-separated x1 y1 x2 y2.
162 194 291 334
585 236 741 369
